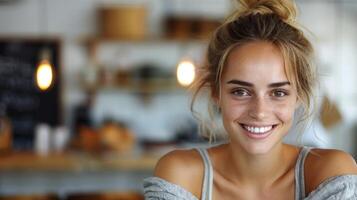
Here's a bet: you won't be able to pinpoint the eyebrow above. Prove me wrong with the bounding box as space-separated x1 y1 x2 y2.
226 79 290 88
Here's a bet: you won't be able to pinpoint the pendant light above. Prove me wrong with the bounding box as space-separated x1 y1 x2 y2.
36 48 54 91
176 59 196 87
35 0 54 91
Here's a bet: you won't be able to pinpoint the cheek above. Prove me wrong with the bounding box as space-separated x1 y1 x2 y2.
221 105 243 134
220 100 246 121
274 101 296 123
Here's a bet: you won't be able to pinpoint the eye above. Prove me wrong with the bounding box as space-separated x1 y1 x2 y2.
231 88 250 97
272 89 288 97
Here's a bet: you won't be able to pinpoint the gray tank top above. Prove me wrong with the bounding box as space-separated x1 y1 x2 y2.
196 146 311 200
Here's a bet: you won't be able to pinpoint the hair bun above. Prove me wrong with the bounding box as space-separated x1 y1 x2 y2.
230 0 297 24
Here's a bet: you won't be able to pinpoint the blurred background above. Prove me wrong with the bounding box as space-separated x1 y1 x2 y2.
0 0 356 199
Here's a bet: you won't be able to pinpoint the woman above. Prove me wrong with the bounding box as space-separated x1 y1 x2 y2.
143 0 357 199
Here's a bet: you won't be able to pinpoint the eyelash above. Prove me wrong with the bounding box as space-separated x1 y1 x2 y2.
271 89 289 97
231 88 251 97
230 88 289 98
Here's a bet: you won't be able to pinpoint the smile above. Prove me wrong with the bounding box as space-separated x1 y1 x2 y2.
240 124 277 139
242 125 273 134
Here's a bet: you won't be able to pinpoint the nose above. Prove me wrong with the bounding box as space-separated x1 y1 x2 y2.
248 96 270 120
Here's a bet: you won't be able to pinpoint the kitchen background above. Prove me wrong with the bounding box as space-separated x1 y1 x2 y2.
0 0 357 199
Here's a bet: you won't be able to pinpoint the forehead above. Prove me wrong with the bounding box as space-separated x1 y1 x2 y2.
223 41 288 84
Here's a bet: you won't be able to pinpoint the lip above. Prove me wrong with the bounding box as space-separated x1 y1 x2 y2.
239 123 278 140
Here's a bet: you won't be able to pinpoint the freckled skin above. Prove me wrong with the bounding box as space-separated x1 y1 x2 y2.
154 41 357 200
219 41 298 155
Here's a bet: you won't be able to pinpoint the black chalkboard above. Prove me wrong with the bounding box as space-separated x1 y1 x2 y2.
0 38 62 150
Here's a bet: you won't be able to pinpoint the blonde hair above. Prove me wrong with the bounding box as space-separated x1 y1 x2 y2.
190 0 316 142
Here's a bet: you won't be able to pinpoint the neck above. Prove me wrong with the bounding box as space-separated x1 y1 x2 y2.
222 142 295 187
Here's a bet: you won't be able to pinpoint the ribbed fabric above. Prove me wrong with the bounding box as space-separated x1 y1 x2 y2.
196 148 213 200
143 146 357 200
294 146 312 199
196 146 312 200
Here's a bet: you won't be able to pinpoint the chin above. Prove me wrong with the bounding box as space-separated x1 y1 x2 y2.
231 124 287 155
243 143 276 155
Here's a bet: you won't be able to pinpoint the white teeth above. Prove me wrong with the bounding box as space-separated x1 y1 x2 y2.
243 125 273 134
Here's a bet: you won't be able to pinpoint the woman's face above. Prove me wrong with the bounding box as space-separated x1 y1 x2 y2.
218 41 298 155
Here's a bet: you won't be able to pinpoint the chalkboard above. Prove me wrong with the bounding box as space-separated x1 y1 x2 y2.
0 38 62 150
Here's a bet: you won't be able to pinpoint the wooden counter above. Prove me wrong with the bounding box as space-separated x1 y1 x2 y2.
0 150 161 197
0 151 160 171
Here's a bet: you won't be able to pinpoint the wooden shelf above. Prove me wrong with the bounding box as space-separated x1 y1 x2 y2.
0 151 160 171
79 36 209 45
81 77 190 94
78 36 199 95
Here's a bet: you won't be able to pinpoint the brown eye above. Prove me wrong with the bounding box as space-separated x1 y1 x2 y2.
231 88 250 97
272 89 288 97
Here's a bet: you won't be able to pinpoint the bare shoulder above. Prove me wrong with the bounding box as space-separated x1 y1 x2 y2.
305 148 357 194
154 148 204 197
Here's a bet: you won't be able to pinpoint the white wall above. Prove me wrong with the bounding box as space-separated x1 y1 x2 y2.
0 0 356 153
0 0 230 141
298 1 357 155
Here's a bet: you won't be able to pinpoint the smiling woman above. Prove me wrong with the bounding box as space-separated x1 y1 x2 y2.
143 0 357 199
219 41 298 155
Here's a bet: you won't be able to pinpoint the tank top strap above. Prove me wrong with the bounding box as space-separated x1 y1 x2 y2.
294 146 312 200
196 148 213 200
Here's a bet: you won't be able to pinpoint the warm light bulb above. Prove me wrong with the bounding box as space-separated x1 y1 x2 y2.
177 60 196 87
36 60 53 91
